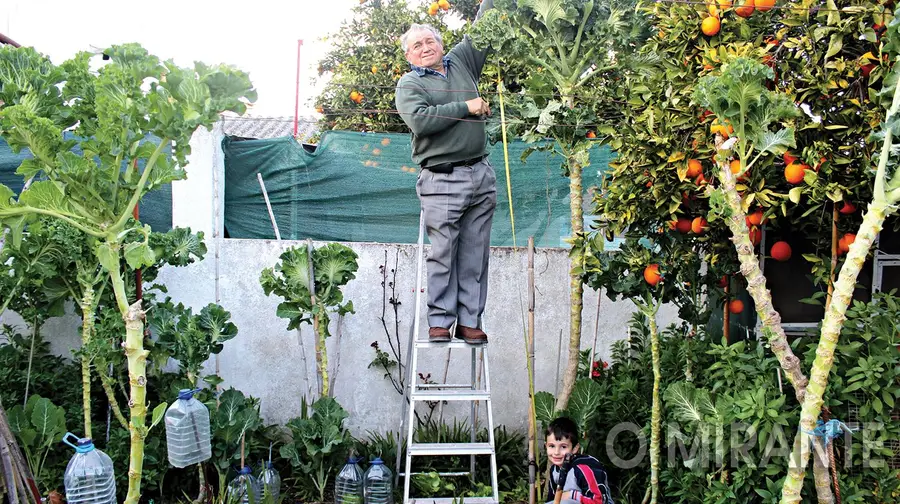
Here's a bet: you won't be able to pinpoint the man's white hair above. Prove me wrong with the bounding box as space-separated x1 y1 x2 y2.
400 24 443 53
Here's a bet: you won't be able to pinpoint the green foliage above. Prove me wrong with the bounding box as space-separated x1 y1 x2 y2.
280 396 353 501
469 0 649 153
260 243 358 332
593 0 891 297
565 298 900 504
0 44 255 246
208 388 266 474
7 395 67 491
314 0 463 133
149 300 238 384
388 419 527 499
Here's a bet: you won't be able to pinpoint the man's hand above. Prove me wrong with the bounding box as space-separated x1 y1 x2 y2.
465 97 491 116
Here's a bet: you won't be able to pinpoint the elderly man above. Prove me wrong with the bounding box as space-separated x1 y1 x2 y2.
395 1 495 345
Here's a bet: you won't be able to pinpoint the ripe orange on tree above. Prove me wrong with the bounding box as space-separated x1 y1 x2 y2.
675 218 693 233
428 2 440 15
644 264 662 286
691 216 708 234
438 0 451 10
784 162 807 184
746 209 764 227
710 121 733 138
783 151 798 165
734 0 755 17
839 201 857 214
729 159 742 174
686 159 703 177
349 90 364 103
755 0 774 12
729 299 745 314
771 241 792 261
702 16 721 36
839 233 856 254
586 131 597 139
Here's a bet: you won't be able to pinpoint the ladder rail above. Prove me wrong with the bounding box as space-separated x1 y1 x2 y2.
483 343 499 504
401 210 427 497
401 208 499 504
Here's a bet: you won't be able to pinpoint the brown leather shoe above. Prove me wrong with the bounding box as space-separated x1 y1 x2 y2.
428 327 452 342
457 325 488 345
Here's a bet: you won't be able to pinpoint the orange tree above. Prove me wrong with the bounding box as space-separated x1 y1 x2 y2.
313 0 465 132
586 232 712 504
589 0 897 500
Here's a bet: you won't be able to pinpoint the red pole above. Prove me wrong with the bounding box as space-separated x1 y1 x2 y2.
294 39 304 138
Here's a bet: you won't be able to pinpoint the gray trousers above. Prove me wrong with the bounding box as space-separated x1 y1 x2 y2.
415 158 497 329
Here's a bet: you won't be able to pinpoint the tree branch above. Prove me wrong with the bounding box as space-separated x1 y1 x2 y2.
113 139 170 232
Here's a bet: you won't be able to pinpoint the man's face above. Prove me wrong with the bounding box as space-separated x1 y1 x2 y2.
405 30 444 69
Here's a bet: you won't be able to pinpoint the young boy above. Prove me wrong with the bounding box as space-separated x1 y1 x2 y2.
545 417 614 504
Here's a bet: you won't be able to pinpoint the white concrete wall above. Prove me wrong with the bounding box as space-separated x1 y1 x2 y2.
150 239 679 435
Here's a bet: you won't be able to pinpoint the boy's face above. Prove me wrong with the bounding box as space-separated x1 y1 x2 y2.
545 432 579 467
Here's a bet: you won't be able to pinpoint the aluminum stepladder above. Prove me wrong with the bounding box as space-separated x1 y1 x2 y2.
394 211 499 504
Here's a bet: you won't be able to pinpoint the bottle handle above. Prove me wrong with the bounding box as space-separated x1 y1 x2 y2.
62 432 80 450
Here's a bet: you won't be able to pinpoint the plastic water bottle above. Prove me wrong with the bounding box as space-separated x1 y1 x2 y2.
164 389 212 468
257 461 281 502
227 467 261 504
334 456 364 503
363 457 393 504
62 433 116 504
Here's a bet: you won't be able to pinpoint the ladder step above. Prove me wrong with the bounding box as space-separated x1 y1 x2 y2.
409 443 494 456
414 339 486 349
399 471 470 477
410 498 497 504
411 390 490 401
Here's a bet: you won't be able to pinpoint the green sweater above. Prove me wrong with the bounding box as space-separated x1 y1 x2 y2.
395 4 493 168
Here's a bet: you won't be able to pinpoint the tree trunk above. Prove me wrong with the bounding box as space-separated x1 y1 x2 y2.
118 291 149 504
555 156 584 411
714 162 808 400
79 287 94 439
780 202 887 503
93 355 128 429
647 309 661 504
811 209 840 504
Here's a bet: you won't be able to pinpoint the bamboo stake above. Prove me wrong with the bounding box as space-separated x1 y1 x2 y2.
587 292 601 378
526 237 540 504
723 282 731 344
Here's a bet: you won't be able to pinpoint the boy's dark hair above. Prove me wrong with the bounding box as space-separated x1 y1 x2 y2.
546 416 579 445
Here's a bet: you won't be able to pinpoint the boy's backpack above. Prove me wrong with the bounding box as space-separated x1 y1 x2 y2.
546 454 614 504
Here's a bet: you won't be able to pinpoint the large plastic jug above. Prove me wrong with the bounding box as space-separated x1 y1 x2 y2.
227 466 261 504
362 457 393 504
334 456 364 503
257 461 281 502
164 388 212 468
62 433 116 504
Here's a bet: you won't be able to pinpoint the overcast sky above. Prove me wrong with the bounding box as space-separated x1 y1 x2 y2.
1 0 362 117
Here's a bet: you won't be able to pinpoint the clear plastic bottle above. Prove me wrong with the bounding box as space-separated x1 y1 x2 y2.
334 456 364 504
62 433 116 504
227 466 261 504
362 457 393 504
257 461 281 502
164 388 212 468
